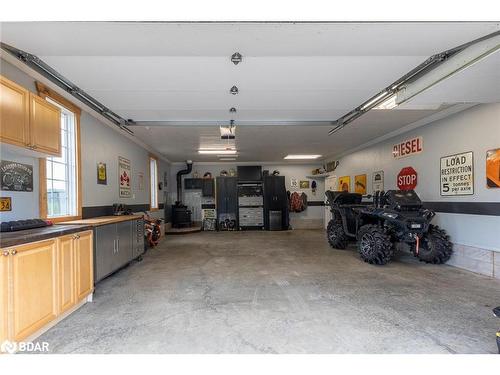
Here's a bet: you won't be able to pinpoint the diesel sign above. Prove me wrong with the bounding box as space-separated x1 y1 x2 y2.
392 136 423 159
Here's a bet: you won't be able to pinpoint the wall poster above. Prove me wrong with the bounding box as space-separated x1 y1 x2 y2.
0 160 33 192
392 136 423 159
290 178 299 189
137 172 144 191
372 171 384 193
354 174 367 195
486 148 500 188
97 162 107 185
119 156 131 198
338 176 351 192
440 151 474 196
0 197 12 211
299 180 310 189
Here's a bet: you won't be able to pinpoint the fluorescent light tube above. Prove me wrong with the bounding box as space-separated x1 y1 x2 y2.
374 94 398 110
284 154 322 160
198 149 237 155
360 91 389 110
219 158 237 161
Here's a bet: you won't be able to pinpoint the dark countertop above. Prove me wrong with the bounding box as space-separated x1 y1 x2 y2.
0 224 93 248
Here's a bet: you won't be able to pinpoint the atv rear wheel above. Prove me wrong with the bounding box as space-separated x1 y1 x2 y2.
357 224 394 265
417 225 453 264
326 219 348 249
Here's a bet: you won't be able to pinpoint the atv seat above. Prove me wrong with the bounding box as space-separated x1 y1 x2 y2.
325 190 363 205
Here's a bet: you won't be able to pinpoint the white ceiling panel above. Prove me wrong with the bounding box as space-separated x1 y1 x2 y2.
1 22 498 56
1 21 498 162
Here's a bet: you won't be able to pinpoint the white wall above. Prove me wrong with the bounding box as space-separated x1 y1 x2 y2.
328 103 500 251
0 59 171 221
169 163 326 226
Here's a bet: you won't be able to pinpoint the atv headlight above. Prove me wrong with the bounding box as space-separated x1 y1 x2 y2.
382 212 398 219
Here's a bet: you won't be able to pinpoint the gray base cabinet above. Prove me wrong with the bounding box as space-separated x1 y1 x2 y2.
94 218 145 283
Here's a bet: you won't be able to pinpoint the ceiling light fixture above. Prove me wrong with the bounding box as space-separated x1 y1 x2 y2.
231 52 243 65
284 154 322 160
328 30 500 135
230 86 239 95
360 90 391 111
198 149 237 155
219 157 237 161
374 94 398 110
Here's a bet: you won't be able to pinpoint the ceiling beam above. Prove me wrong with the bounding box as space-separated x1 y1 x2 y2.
130 120 335 127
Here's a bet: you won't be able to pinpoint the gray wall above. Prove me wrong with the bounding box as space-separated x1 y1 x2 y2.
0 58 171 221
327 103 500 252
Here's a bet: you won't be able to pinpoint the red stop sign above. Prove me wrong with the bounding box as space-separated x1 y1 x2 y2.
397 167 418 190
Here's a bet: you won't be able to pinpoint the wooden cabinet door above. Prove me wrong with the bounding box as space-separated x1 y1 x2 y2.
29 93 61 156
0 76 30 147
57 235 76 314
0 250 9 342
75 231 93 301
11 239 57 342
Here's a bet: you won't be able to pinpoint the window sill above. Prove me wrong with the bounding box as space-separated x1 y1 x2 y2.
45 215 82 224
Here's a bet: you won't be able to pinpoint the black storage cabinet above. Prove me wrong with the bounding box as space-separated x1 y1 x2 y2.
263 176 289 230
202 178 215 197
216 177 239 229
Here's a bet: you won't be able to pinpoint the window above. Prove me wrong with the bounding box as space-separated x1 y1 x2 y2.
37 82 82 222
46 102 77 217
149 156 158 210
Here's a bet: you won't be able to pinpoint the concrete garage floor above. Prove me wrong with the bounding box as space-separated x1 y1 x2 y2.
36 230 500 354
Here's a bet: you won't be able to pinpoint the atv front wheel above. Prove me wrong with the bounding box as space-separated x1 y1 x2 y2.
417 225 453 264
357 224 394 265
326 219 348 249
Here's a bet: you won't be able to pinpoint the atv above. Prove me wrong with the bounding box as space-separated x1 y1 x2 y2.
325 189 453 265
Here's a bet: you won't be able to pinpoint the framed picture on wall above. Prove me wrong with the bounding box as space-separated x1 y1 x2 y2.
0 160 33 192
97 162 107 185
119 156 131 198
338 176 350 192
299 180 310 189
354 174 367 195
486 148 500 188
372 171 384 193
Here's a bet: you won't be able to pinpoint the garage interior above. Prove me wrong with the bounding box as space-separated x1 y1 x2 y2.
0 21 499 354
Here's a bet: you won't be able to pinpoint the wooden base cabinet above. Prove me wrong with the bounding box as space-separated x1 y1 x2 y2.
75 231 93 301
1 230 93 344
11 239 58 342
0 252 9 343
57 231 93 313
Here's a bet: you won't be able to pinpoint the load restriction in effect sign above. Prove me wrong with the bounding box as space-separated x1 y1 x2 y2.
440 151 474 196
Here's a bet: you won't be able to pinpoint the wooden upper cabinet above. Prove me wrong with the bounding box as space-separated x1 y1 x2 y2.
0 75 61 156
0 76 30 147
29 93 61 156
11 239 58 342
75 231 93 301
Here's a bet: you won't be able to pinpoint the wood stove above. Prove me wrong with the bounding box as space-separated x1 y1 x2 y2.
172 161 193 228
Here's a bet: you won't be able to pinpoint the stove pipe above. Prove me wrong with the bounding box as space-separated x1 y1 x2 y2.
176 160 193 205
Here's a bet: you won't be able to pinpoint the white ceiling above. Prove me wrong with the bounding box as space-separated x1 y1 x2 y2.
1 22 499 162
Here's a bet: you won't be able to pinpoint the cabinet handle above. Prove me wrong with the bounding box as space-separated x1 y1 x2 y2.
113 239 116 253
2 250 9 256
10 249 17 255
